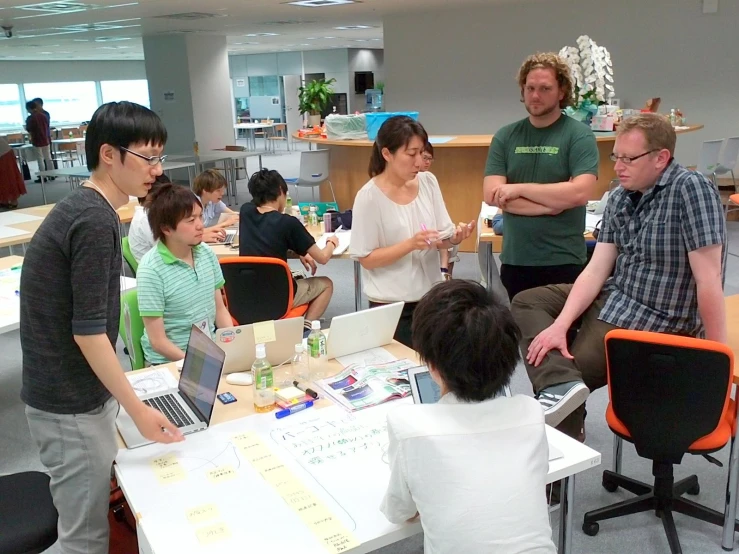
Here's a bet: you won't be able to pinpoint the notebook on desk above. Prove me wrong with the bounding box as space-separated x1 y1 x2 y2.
315 229 351 255
116 325 226 449
408 366 564 462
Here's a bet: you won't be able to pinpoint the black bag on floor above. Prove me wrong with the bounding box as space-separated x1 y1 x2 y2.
21 160 31 181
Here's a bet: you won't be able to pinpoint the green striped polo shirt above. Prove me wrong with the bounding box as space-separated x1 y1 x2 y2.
137 241 225 365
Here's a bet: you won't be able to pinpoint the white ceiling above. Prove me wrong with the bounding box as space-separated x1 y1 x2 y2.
0 0 502 61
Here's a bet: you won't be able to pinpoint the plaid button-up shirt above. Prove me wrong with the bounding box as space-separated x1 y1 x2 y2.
597 160 726 337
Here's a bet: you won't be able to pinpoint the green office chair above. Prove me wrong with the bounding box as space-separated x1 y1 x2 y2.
119 289 145 370
121 236 138 275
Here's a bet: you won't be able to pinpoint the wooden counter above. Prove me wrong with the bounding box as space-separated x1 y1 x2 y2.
294 124 703 253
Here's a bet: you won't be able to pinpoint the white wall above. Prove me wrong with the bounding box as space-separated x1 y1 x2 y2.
143 35 196 155
383 0 739 165
186 34 234 151
0 60 145 84
348 48 384 113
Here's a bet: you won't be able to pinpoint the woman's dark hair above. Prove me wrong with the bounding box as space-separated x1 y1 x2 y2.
139 174 171 206
423 142 434 156
146 183 202 242
412 280 521 402
368 116 428 177
193 168 228 196
86 101 167 171
248 168 288 206
25 100 36 112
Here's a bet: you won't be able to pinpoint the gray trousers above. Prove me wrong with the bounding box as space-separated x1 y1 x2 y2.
26 398 119 554
33 145 53 173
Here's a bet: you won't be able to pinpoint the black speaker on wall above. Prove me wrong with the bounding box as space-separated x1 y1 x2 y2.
354 71 374 94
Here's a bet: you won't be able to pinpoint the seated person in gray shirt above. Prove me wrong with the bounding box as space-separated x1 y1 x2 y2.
239 168 337 332
20 101 183 554
511 113 726 442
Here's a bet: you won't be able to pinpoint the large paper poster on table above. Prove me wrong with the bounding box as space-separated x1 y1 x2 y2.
115 401 414 553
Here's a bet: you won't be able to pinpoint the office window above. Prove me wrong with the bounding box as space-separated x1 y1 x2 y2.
0 84 23 132
101 79 150 108
248 76 279 97
24 81 99 125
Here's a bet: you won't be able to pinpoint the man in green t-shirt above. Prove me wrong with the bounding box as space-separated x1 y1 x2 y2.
483 52 599 301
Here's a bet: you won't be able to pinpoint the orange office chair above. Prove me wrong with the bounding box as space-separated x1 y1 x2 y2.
219 256 308 325
582 330 736 554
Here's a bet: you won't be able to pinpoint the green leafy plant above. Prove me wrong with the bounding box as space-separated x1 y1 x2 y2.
298 78 336 116
376 81 385 93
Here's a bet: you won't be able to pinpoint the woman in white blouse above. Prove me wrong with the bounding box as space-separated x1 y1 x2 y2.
349 116 475 346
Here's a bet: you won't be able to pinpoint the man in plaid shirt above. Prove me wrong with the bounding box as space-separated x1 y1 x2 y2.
511 113 726 441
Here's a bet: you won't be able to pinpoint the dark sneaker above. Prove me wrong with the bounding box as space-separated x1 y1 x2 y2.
537 381 589 427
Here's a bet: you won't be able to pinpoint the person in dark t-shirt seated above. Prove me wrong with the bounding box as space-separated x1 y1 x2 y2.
239 169 336 330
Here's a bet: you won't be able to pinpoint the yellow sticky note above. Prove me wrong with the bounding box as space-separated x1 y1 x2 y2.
253 320 277 344
186 504 220 525
206 465 237 484
155 466 187 485
151 453 179 470
196 522 231 545
321 531 361 553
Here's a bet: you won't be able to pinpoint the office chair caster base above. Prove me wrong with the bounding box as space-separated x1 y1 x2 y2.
582 521 600 536
686 483 700 496
602 474 619 493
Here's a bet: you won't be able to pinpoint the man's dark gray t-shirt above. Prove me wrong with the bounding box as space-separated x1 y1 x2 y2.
21 187 122 414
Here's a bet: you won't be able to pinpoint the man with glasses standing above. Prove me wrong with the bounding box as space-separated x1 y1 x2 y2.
20 101 183 553
510 113 726 441
483 52 598 301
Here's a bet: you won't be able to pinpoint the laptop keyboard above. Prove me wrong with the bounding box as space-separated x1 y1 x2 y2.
144 394 194 428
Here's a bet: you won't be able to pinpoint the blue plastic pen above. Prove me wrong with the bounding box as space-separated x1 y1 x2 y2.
275 401 314 419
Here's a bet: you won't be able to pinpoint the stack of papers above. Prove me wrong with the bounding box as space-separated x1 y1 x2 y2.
316 229 351 255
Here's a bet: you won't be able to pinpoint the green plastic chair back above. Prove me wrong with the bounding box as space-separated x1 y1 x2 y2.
121 236 138 275
119 289 145 370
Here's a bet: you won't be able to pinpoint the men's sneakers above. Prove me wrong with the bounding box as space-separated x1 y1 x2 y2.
537 381 590 427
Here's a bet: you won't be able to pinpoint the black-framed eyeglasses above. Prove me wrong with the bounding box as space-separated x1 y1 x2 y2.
609 149 658 165
119 146 167 166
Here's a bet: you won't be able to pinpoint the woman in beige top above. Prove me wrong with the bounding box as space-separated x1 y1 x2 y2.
349 116 475 346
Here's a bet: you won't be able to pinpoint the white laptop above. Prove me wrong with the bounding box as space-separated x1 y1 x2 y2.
408 366 563 461
326 302 404 360
215 317 304 374
116 325 226 449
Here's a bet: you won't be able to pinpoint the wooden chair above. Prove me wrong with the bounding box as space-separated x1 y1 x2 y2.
266 123 289 153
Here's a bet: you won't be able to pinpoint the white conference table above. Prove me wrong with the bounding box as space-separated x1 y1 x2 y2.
0 255 135 335
234 122 274 150
115 358 600 554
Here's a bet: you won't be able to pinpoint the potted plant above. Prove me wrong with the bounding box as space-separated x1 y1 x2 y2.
298 78 336 127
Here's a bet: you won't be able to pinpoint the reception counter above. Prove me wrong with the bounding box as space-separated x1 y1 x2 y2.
293 124 703 252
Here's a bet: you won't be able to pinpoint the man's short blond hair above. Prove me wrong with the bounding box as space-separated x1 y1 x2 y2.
517 52 574 109
617 113 676 156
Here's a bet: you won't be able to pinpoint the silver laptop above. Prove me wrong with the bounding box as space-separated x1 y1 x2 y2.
205 229 237 246
408 366 563 461
326 302 404 359
116 325 226 449
215 317 304 374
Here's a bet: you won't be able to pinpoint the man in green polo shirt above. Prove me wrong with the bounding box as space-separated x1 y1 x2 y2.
137 183 233 364
483 52 599 301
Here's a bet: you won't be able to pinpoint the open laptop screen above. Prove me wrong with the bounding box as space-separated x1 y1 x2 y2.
414 369 442 404
178 325 226 423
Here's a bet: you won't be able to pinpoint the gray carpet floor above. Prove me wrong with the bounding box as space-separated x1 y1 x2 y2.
2 144 739 553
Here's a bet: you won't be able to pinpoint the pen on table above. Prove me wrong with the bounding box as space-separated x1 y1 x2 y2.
293 380 319 399
419 223 432 245
275 401 314 419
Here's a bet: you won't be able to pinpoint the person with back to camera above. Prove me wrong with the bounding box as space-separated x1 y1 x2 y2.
239 168 337 334
381 279 556 554
349 116 475 347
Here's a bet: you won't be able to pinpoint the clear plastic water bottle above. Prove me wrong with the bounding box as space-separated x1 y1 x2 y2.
252 343 275 413
291 343 310 383
285 192 293 214
309 205 318 226
307 321 327 381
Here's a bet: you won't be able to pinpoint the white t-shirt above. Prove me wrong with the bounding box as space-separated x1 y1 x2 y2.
380 393 556 554
128 205 156 262
349 172 454 303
